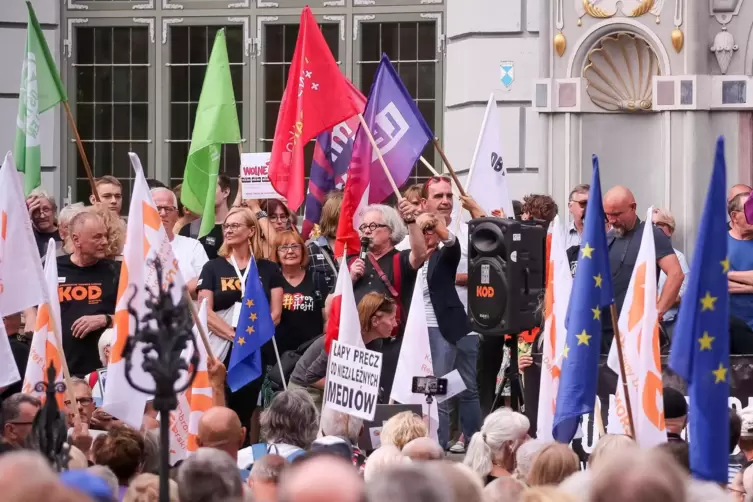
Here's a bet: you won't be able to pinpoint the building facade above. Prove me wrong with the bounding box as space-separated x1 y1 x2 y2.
1 0 751 256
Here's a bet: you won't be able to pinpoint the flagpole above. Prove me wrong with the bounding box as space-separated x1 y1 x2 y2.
420 156 440 177
184 290 215 359
356 114 401 199
431 138 467 197
62 101 99 202
271 337 287 391
235 143 244 205
610 304 636 439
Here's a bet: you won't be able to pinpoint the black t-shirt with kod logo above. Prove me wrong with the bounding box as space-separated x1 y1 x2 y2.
197 257 283 311
57 255 121 377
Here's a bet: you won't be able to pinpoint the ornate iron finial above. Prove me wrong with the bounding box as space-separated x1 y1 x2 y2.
122 257 198 502
27 362 70 472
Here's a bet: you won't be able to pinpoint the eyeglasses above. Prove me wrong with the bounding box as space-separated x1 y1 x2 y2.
157 206 177 214
64 397 94 407
7 421 34 426
269 214 288 222
222 222 250 232
570 200 587 208
358 223 389 233
277 244 301 254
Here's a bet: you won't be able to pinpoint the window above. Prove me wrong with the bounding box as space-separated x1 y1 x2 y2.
357 21 439 191
74 26 150 210
167 25 245 187
259 22 340 212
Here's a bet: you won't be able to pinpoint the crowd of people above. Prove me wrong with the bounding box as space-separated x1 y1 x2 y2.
2 172 753 502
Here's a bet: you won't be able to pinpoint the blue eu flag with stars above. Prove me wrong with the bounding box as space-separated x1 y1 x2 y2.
227 257 276 392
669 137 729 483
553 156 614 443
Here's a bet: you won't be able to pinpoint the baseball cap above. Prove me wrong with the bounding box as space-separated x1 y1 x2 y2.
740 406 753 438
59 470 115 502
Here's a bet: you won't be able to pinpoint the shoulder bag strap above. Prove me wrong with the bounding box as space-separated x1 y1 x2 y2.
366 253 399 299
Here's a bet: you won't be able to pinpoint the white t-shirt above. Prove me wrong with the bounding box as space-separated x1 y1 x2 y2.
171 234 209 283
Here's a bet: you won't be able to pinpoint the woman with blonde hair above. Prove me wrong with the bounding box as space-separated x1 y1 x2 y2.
526 443 579 487
124 473 179 502
464 407 530 484
587 434 636 469
306 191 343 293
197 206 284 436
380 411 428 450
63 204 125 259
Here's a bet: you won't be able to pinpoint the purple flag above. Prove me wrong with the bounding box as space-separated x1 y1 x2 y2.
745 193 753 225
355 54 434 204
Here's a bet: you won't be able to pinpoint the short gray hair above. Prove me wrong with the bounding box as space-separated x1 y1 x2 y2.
151 187 178 207
363 204 407 245
483 477 525 502
177 448 244 502
59 203 86 226
513 439 549 480
260 389 319 449
250 453 286 483
141 429 160 474
29 188 57 212
569 184 590 201
366 464 452 502
0 393 41 428
319 407 363 444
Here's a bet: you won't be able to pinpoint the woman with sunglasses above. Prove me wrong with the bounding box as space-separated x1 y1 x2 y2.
197 207 284 437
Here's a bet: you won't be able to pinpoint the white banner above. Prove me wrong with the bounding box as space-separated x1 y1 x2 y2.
240 153 282 200
324 340 382 421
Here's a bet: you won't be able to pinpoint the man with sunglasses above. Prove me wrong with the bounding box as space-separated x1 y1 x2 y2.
0 394 40 453
601 186 683 353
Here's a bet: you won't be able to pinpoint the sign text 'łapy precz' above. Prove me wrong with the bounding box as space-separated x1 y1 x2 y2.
324 340 382 421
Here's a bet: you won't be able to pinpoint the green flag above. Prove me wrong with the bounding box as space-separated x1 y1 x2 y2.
181 29 242 238
14 1 67 196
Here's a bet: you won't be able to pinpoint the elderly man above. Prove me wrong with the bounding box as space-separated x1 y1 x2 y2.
0 394 40 452
279 456 365 502
151 187 208 298
367 464 452 502
237 388 318 470
57 212 120 377
601 186 683 352
483 477 524 502
320 407 365 468
651 208 690 338
90 176 123 215
248 454 286 502
26 189 61 256
727 191 753 330
402 437 444 461
178 447 244 502
197 406 248 480
567 184 590 250
57 203 86 252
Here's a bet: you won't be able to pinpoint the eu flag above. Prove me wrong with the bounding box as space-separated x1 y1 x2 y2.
668 137 729 483
553 156 614 443
227 257 276 392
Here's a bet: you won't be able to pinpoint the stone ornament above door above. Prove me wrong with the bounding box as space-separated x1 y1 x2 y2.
576 0 665 25
583 33 661 112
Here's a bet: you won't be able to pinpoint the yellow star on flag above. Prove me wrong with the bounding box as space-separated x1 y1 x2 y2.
581 243 594 259
562 343 570 359
238 337 246 346
249 312 257 321
246 299 255 308
698 331 714 351
593 274 603 288
592 307 601 321
246 326 255 334
721 258 730 274
576 330 591 346
700 291 717 312
712 363 727 384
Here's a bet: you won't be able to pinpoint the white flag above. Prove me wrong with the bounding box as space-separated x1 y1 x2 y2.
0 151 47 316
537 216 573 441
103 153 185 428
0 320 20 389
325 257 366 350
22 239 64 404
606 208 666 447
463 94 514 220
390 280 439 436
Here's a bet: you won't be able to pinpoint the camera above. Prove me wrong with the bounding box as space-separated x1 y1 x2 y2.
411 376 448 396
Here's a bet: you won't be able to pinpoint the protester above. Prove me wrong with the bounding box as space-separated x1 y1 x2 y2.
248 453 286 502
197 206 283 433
123 473 179 502
87 464 120 500
520 194 558 226
743 465 753 501
380 411 428 450
729 184 753 203
27 189 62 256
725 470 745 502
663 387 688 442
727 190 753 330
483 477 525 502
82 203 126 259
589 448 685 502
0 394 40 452
526 443 579 487
513 439 549 483
196 406 249 480
464 408 530 484
179 174 232 260
601 186 683 352
140 430 160 475
0 313 31 400
289 292 398 405
90 425 146 499
278 456 364 502
237 388 318 470
178 447 244 502
91 176 124 215
58 202 86 250
557 470 592 502
434 461 485 502
566 184 589 250
365 464 452 502
151 187 209 298
318 407 366 469
587 434 636 469
402 437 444 461
84 328 113 406
57 211 121 377
652 208 690 338
306 191 342 293
362 445 411 482
520 487 576 502
656 441 690 474
262 199 293 233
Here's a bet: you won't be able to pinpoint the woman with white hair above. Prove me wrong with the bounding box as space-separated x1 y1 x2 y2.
651 208 690 338
84 328 114 405
464 407 530 484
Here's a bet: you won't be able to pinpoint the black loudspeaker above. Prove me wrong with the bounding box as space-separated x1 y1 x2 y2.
467 217 546 336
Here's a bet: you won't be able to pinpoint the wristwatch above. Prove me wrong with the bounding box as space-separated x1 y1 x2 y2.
104 314 113 329
255 210 268 220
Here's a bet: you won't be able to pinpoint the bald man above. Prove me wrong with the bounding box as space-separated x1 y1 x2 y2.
602 186 683 351
278 456 364 502
197 406 249 480
728 184 752 203
402 437 444 461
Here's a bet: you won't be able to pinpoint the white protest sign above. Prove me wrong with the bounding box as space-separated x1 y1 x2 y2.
240 152 282 200
324 340 382 421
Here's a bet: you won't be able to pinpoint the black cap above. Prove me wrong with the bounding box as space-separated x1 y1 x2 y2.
663 387 688 420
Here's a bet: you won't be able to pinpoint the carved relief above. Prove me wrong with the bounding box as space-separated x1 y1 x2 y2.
576 0 665 25
710 29 738 74
583 33 661 112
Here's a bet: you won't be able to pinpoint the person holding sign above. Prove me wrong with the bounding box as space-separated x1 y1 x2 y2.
289 293 398 409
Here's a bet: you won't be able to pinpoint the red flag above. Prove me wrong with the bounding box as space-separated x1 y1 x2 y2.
334 148 369 258
268 6 361 211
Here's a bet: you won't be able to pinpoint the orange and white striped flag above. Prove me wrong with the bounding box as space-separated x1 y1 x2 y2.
102 153 185 428
186 299 212 454
22 239 64 407
537 215 573 441
607 208 666 447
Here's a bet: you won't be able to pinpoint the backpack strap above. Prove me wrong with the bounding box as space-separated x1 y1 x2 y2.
250 443 268 463
287 449 306 462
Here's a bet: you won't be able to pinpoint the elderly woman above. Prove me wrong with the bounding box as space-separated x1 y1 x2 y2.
306 191 343 294
58 203 86 248
526 443 580 487
197 206 284 435
464 407 530 484
289 292 399 407
380 411 428 450
26 189 61 256
64 204 126 260
91 425 146 499
651 208 690 337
